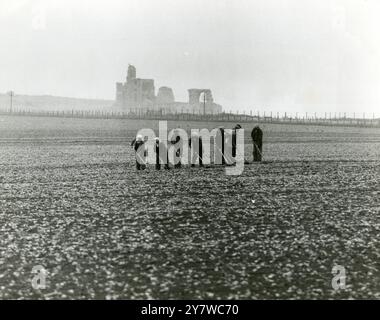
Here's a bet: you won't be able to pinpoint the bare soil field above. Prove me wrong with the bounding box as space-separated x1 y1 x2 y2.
0 115 379 299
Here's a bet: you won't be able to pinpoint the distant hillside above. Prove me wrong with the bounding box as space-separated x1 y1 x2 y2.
0 93 115 111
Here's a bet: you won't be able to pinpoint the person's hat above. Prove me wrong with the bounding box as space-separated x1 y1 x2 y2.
136 134 143 141
234 124 242 129
154 137 160 142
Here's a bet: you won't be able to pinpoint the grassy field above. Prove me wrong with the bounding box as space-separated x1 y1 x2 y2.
0 115 379 299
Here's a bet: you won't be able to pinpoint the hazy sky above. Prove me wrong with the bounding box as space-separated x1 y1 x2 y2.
0 0 379 114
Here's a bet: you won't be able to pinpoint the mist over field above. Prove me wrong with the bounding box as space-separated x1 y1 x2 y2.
1 0 380 114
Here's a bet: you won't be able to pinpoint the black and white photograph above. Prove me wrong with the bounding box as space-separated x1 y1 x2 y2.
0 0 379 310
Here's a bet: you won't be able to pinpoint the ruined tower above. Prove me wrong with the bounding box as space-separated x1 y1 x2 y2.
157 87 175 104
116 65 155 107
127 64 136 82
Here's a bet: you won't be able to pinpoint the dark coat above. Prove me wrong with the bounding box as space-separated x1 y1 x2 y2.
251 126 263 145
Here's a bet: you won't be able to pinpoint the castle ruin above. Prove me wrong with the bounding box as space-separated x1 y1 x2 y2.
115 65 222 114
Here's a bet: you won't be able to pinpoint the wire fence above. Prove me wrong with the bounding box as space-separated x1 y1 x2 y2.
0 108 379 128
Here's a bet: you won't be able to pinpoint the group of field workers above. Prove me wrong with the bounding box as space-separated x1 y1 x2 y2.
131 124 263 170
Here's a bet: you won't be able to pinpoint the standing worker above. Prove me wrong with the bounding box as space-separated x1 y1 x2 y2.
155 137 161 170
251 126 263 162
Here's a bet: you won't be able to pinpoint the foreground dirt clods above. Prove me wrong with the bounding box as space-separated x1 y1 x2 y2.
0 116 379 298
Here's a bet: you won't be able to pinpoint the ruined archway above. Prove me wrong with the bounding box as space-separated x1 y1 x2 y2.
188 89 214 105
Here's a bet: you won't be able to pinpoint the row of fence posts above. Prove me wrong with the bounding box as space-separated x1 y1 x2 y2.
0 107 379 127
